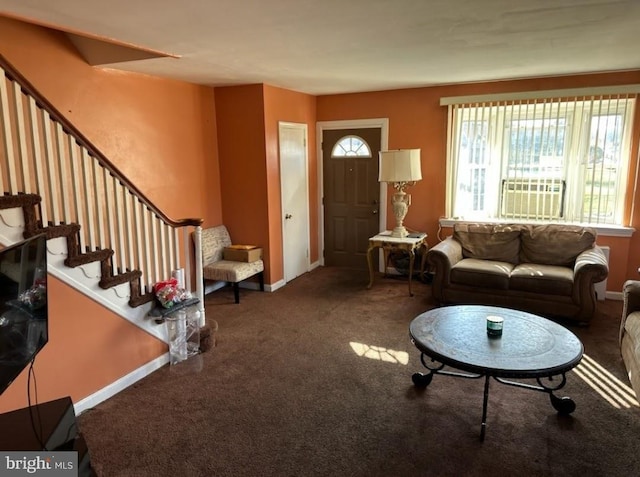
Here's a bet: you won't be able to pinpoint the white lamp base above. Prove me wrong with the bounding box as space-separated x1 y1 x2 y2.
390 191 411 238
391 226 409 238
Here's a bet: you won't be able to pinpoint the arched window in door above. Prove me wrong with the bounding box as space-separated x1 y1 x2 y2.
331 135 372 157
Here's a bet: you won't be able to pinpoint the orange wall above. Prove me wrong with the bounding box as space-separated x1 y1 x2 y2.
0 17 221 412
214 85 272 279
263 85 318 277
0 276 167 413
214 85 317 284
0 17 222 225
317 72 640 292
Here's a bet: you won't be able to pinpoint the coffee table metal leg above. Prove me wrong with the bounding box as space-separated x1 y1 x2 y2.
494 373 576 415
480 375 490 441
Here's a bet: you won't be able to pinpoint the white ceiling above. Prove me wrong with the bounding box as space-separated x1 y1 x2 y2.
1 0 639 95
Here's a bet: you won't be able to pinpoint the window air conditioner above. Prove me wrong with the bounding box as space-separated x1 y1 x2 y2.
500 179 565 219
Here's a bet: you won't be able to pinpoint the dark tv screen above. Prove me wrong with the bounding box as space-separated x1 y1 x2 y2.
0 235 48 396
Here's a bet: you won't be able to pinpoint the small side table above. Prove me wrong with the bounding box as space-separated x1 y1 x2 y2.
366 231 428 296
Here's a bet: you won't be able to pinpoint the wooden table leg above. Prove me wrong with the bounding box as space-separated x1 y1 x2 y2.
408 248 415 296
366 244 376 289
420 242 429 281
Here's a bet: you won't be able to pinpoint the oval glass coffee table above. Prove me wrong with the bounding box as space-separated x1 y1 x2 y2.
409 305 583 440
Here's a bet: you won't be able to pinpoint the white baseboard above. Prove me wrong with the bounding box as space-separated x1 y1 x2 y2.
74 353 169 415
204 281 226 295
606 291 623 301
266 279 285 292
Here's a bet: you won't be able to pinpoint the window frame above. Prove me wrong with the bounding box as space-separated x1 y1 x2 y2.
442 86 639 231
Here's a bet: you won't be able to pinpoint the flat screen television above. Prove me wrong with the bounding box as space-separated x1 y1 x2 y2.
0 234 48 396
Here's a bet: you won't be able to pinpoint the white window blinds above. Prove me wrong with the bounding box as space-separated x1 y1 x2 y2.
443 90 637 225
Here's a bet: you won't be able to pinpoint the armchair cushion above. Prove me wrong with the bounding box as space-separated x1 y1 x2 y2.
203 259 264 283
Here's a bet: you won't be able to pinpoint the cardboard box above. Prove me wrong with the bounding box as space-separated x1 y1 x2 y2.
223 246 262 262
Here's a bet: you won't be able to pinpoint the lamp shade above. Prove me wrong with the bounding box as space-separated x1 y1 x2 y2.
378 149 422 182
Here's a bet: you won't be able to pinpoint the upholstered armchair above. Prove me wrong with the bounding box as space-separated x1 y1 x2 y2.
621 280 640 397
199 225 264 303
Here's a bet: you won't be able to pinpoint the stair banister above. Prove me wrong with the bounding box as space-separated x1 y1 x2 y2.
0 53 205 326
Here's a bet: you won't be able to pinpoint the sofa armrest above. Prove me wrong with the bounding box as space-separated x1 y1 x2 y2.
571 245 608 321
574 245 609 283
621 280 640 343
427 237 463 303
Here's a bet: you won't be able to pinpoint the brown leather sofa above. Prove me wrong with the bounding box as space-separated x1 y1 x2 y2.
427 223 609 324
621 281 640 397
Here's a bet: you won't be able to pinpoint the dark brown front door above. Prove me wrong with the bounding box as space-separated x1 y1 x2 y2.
323 128 381 269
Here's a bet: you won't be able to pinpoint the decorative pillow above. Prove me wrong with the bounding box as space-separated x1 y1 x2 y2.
453 223 524 264
519 225 596 266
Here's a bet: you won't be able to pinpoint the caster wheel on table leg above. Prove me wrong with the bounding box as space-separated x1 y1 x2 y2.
412 372 432 388
550 394 576 414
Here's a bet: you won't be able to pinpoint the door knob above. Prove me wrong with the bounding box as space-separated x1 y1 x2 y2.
285 214 292 219
372 210 378 215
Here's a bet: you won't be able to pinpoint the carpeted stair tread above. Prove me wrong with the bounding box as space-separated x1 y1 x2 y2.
27 223 81 240
99 269 142 289
128 292 154 307
0 193 41 209
65 249 113 268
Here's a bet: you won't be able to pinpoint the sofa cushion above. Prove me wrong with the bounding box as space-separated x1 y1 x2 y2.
451 258 513 290
520 225 596 267
510 264 574 296
453 223 523 264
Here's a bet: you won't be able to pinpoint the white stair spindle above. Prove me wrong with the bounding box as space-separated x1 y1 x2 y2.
43 112 61 225
13 83 31 193
81 149 97 250
55 123 72 224
69 141 87 251
0 73 17 194
28 98 49 225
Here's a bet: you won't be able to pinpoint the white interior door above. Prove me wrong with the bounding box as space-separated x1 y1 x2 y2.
279 122 310 282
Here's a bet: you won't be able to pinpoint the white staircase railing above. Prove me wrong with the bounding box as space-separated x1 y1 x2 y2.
0 54 205 329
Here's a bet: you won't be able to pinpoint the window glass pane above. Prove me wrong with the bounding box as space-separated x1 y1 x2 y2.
455 119 489 216
582 113 624 223
331 135 371 157
506 118 566 179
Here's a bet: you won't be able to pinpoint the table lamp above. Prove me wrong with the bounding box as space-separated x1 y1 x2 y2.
379 149 422 238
